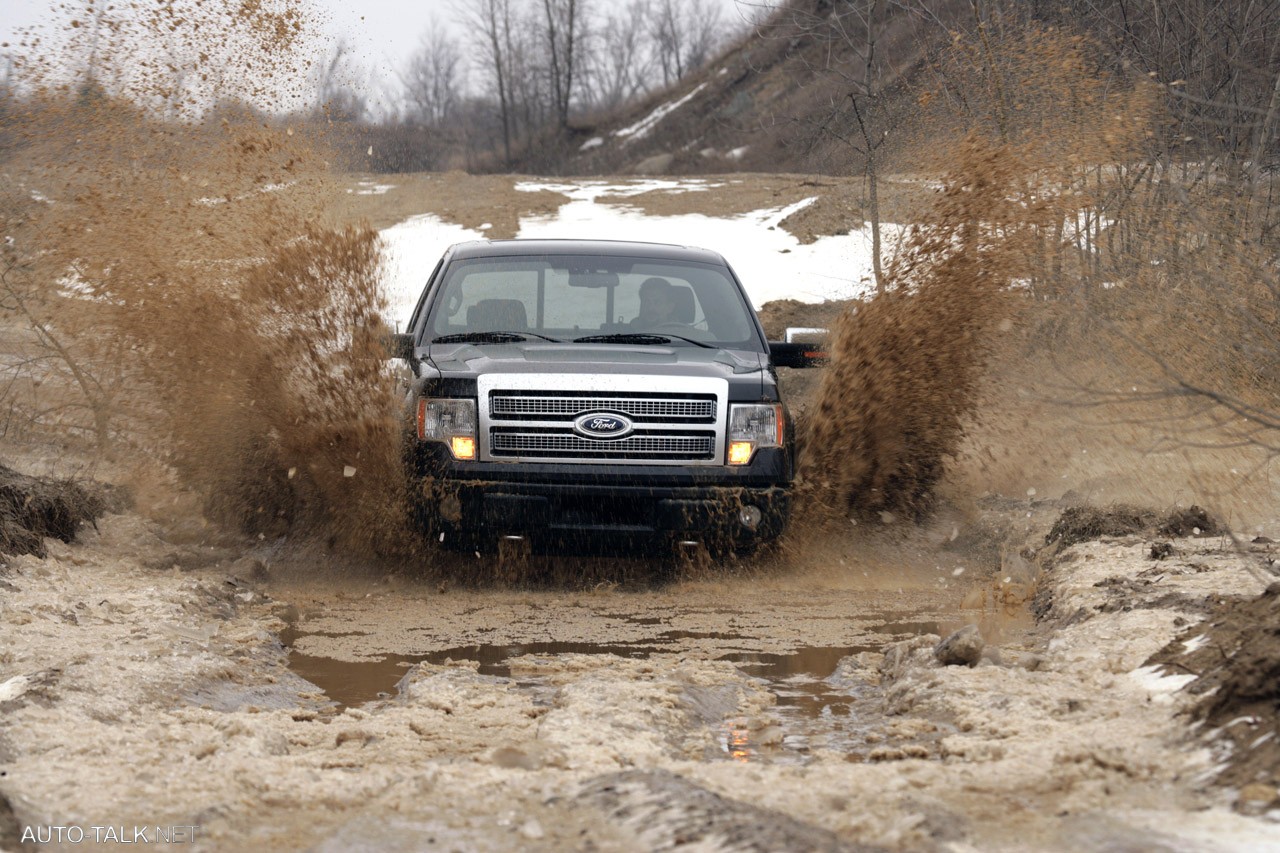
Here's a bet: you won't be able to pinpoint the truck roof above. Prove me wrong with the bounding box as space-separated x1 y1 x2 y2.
447 239 728 266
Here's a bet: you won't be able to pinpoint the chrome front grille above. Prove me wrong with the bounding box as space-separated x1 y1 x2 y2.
478 374 727 466
491 395 715 421
490 432 714 459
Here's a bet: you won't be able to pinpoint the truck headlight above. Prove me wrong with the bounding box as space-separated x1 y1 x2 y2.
416 398 477 460
728 403 783 465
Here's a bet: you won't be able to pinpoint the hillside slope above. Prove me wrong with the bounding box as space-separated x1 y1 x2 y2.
558 0 968 177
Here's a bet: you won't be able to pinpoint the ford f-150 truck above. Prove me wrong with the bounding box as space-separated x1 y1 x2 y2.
388 239 823 557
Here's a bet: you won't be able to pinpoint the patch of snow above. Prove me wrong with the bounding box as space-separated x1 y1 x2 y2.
193 180 297 207
379 214 483 326
0 675 30 702
382 179 893 324
515 178 721 202
579 136 604 151
613 83 708 144
1225 715 1261 728
355 184 396 196
1182 634 1208 654
479 223 492 231
727 146 750 160
895 176 946 191
759 196 816 228
512 183 891 307
1130 664 1196 694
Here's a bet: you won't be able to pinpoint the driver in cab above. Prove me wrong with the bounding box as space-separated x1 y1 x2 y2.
630 277 678 329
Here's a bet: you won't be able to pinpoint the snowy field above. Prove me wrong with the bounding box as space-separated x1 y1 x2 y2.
379 178 900 328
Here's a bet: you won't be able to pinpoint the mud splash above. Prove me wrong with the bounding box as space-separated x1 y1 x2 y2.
4 1 410 553
796 138 1043 523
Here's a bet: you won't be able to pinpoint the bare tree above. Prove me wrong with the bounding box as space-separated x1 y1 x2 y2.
848 0 887 291
0 192 118 454
775 0 903 292
456 0 518 164
648 0 723 87
650 0 721 86
314 39 369 123
402 24 463 127
581 0 653 112
681 0 726 73
541 0 585 130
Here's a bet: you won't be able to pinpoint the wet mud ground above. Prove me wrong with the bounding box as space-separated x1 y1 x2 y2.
3 499 1280 851
273 574 1027 766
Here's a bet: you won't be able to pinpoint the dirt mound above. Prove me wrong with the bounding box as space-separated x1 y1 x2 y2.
756 298 848 342
1044 505 1156 549
1044 505 1224 551
1149 583 1280 799
0 463 120 557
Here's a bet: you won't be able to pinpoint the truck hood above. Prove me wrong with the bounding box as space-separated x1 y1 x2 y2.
424 341 767 381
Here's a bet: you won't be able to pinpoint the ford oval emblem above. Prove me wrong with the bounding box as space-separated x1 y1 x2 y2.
574 412 633 440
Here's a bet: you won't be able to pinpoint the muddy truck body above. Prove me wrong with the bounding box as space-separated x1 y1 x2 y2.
390 239 823 556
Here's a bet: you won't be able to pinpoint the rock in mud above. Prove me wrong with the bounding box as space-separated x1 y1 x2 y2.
576 768 886 852
880 635 939 681
1156 505 1221 538
934 626 984 668
631 152 674 174
229 555 270 580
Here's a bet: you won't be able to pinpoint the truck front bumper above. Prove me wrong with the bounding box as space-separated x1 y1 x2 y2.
420 479 790 553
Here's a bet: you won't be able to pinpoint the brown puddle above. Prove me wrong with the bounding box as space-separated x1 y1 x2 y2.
279 623 670 706
278 615 965 764
278 617 946 708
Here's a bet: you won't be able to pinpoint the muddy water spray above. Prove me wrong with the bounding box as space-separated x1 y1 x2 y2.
795 139 1042 523
7 1 410 552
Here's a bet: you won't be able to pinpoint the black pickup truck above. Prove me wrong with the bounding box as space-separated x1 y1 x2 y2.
389 239 823 557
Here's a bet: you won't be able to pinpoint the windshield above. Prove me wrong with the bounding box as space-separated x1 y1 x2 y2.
423 253 763 351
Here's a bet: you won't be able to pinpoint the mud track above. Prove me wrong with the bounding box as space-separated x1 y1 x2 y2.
2 500 1277 851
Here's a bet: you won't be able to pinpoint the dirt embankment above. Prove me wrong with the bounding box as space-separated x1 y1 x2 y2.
1150 574 1280 804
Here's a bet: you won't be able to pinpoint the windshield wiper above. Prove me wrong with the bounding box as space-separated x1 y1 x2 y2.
573 333 714 349
432 331 562 344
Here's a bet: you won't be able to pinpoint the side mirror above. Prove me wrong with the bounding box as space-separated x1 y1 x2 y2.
385 332 416 361
769 341 828 368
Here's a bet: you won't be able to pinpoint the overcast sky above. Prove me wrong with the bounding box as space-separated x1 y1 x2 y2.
0 0 764 96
